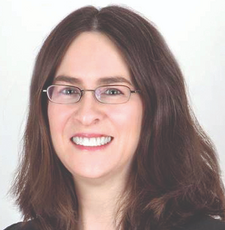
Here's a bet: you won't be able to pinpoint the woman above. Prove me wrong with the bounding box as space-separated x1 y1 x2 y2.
5 5 225 230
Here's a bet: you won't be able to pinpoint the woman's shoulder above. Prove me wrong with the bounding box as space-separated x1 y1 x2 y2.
179 216 225 230
4 216 225 230
4 220 37 230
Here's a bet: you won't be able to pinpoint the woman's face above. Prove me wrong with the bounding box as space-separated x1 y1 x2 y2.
48 32 143 182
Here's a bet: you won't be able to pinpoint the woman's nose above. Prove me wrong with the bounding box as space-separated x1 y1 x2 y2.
73 92 105 126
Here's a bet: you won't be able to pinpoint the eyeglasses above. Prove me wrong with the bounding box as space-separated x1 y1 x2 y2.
43 84 140 104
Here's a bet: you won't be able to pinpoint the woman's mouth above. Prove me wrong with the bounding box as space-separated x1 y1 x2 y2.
72 136 112 147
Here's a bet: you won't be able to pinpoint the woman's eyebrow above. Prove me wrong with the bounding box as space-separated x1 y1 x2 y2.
97 76 132 86
54 75 132 86
54 75 82 84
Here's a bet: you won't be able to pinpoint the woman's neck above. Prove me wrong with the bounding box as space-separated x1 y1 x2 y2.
74 172 128 230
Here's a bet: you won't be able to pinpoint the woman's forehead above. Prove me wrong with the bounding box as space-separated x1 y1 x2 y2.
55 31 132 86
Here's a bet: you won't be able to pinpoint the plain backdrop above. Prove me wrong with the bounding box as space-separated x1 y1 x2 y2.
0 0 224 228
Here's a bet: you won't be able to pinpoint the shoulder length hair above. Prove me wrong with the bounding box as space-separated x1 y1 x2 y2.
12 5 225 230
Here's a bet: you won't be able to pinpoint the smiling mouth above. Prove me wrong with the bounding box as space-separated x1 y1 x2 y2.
72 136 113 147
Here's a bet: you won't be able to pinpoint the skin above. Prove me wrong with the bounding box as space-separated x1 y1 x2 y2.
48 31 143 229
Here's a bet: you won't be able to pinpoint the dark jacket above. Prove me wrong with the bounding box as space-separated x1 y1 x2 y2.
4 216 225 230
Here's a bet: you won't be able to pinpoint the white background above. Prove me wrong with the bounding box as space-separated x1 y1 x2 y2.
0 0 224 229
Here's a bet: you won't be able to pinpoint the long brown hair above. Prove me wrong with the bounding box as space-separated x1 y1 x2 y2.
12 5 225 230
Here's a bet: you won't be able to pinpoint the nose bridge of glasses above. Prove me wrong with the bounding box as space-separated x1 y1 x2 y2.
81 89 100 102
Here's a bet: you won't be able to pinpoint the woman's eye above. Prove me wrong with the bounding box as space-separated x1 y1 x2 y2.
60 87 79 95
104 88 123 95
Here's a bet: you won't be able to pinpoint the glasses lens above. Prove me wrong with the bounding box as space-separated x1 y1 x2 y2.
47 85 81 104
96 85 130 104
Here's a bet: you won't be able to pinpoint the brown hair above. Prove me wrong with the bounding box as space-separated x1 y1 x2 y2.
12 5 225 230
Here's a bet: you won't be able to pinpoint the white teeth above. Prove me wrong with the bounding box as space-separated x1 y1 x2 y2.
72 136 112 147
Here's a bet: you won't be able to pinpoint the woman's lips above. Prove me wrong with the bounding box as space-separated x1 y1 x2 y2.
71 133 113 151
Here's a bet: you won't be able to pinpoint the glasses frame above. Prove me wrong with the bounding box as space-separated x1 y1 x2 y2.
42 84 140 104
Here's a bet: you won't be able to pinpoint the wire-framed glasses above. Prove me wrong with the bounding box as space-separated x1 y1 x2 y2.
43 84 140 104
